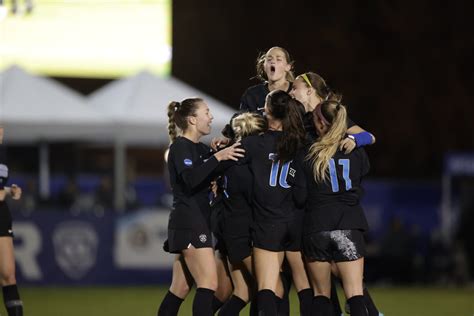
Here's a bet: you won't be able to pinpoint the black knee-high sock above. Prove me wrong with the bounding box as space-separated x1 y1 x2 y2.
257 289 277 316
2 285 23 316
312 295 334 316
212 296 225 313
275 295 282 313
193 288 215 316
297 288 313 316
218 295 247 316
347 295 368 316
363 287 380 316
157 290 184 316
249 298 259 316
330 277 342 316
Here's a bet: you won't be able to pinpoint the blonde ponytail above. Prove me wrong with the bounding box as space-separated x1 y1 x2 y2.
306 101 348 183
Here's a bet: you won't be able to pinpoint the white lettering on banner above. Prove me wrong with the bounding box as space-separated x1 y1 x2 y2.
53 221 98 280
13 222 43 280
114 209 174 269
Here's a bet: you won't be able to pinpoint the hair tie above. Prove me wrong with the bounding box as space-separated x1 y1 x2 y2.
315 103 331 126
324 86 331 101
174 102 180 112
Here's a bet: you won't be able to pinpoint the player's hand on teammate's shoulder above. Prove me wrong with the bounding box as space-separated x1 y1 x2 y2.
211 136 230 151
214 142 245 162
339 136 356 154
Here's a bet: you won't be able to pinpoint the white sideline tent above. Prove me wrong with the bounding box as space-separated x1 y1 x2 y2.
0 66 114 199
88 70 236 145
0 66 113 143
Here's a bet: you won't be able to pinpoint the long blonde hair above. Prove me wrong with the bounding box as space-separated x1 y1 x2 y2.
231 112 267 141
306 100 348 183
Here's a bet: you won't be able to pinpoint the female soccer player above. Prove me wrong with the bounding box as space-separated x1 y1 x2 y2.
216 112 267 315
290 72 382 315
158 98 244 316
290 71 376 148
294 100 372 316
0 126 24 316
240 46 295 113
236 47 312 316
213 46 295 151
238 90 310 315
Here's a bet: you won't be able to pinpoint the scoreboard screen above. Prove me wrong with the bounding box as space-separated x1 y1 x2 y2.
0 0 171 78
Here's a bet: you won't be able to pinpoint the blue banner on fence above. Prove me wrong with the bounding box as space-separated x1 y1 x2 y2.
11 180 441 285
12 208 172 285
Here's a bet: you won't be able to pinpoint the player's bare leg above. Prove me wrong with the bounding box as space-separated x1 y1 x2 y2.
253 248 284 315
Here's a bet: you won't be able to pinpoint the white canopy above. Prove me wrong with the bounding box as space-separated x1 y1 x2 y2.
0 67 236 208
88 70 235 145
0 66 113 143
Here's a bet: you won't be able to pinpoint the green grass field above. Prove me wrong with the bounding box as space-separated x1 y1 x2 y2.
1 286 472 316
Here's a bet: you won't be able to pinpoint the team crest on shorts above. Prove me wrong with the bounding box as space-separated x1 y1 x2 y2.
289 167 296 177
199 234 207 243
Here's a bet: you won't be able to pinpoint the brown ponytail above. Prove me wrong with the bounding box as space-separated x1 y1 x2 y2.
167 101 179 143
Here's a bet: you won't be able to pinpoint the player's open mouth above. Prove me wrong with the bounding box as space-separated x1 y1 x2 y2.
270 66 275 73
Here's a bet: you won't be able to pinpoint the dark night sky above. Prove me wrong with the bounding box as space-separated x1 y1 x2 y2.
55 0 474 179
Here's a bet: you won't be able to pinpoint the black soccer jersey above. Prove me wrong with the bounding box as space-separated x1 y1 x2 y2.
167 136 220 231
294 146 370 233
0 144 8 190
240 131 301 222
221 164 253 220
0 143 13 237
240 82 293 114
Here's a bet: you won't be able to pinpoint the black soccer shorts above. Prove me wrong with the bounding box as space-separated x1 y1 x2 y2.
166 228 214 254
222 215 252 264
0 201 13 238
303 229 366 262
251 216 303 252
